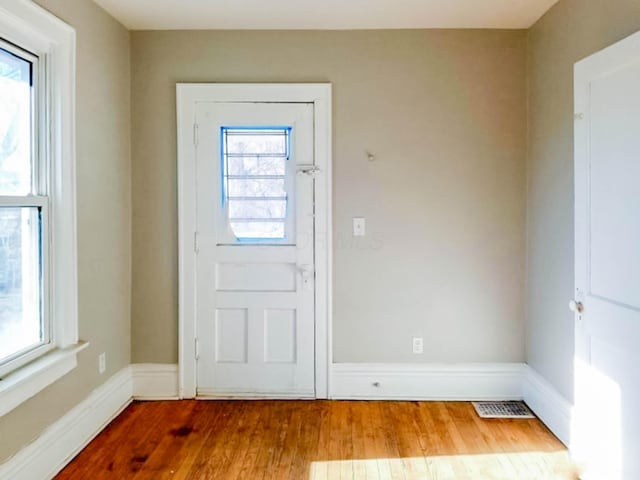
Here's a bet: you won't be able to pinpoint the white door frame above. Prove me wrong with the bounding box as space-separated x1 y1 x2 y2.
176 83 332 399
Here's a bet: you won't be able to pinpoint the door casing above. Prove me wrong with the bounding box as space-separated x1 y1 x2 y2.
177 83 332 399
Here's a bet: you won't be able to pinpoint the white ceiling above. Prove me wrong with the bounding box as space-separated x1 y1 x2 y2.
93 0 560 30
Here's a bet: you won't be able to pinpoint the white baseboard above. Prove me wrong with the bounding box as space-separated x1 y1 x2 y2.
131 363 179 400
523 366 573 446
331 363 526 401
0 367 133 480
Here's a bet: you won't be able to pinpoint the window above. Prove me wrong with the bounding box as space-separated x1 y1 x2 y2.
0 40 47 371
220 127 293 242
0 1 79 416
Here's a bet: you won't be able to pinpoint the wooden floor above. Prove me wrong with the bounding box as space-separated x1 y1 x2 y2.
56 400 578 479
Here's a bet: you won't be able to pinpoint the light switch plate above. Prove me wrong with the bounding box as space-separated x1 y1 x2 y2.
353 217 366 236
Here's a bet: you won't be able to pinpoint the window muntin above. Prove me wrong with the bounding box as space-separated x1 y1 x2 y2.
0 38 48 373
221 127 293 241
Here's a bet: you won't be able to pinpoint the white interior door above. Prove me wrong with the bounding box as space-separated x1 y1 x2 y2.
574 32 640 479
195 102 316 397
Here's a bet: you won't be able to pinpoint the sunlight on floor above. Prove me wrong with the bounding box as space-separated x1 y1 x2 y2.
572 357 622 480
310 451 578 480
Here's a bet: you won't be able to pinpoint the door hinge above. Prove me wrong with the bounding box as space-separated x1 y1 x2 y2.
193 123 199 147
574 112 584 120
194 231 200 253
195 338 200 360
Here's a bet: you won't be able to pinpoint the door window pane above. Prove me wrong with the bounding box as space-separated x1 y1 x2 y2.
0 46 33 196
0 207 43 363
227 157 285 176
227 178 286 198
229 221 285 240
221 128 291 241
228 200 287 219
225 131 289 155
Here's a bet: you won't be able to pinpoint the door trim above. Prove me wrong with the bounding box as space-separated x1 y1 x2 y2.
176 83 332 399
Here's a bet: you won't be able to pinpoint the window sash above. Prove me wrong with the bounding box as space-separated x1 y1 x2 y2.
0 196 50 378
0 37 42 197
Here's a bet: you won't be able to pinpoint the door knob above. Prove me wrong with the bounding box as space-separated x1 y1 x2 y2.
569 300 584 313
298 264 313 291
298 264 313 279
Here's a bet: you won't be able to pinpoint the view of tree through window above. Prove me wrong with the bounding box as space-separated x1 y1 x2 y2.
0 45 32 194
222 128 291 240
0 44 43 363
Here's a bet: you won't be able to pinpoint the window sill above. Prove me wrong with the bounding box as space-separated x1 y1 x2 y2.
0 342 89 418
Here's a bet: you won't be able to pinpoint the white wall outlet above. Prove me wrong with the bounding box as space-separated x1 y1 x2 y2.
412 337 424 354
353 217 366 236
98 352 106 374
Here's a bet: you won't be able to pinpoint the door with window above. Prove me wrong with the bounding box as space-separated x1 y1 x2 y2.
195 102 316 397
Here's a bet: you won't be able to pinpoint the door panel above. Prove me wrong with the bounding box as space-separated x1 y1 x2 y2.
215 309 248 363
264 309 297 363
589 61 640 309
216 262 297 292
195 102 315 397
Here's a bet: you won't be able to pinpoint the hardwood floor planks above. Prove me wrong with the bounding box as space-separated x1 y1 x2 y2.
55 400 578 480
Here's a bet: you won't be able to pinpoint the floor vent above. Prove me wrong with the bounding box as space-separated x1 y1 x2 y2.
472 401 535 419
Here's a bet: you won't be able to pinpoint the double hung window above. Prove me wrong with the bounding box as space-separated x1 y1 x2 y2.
0 0 78 415
0 39 48 374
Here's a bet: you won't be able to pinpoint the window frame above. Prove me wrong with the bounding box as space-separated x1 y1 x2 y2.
0 202 50 377
219 125 295 244
0 0 82 417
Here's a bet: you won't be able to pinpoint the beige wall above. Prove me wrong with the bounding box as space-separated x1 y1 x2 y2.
131 30 527 364
526 0 640 402
0 0 131 462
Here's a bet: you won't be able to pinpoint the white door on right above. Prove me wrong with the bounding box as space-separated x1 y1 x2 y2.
574 32 640 480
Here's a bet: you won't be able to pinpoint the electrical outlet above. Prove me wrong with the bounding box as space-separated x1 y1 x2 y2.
412 337 423 354
98 352 106 374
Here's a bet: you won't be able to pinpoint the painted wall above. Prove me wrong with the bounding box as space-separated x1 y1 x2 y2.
0 0 131 462
526 0 640 402
131 29 527 364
